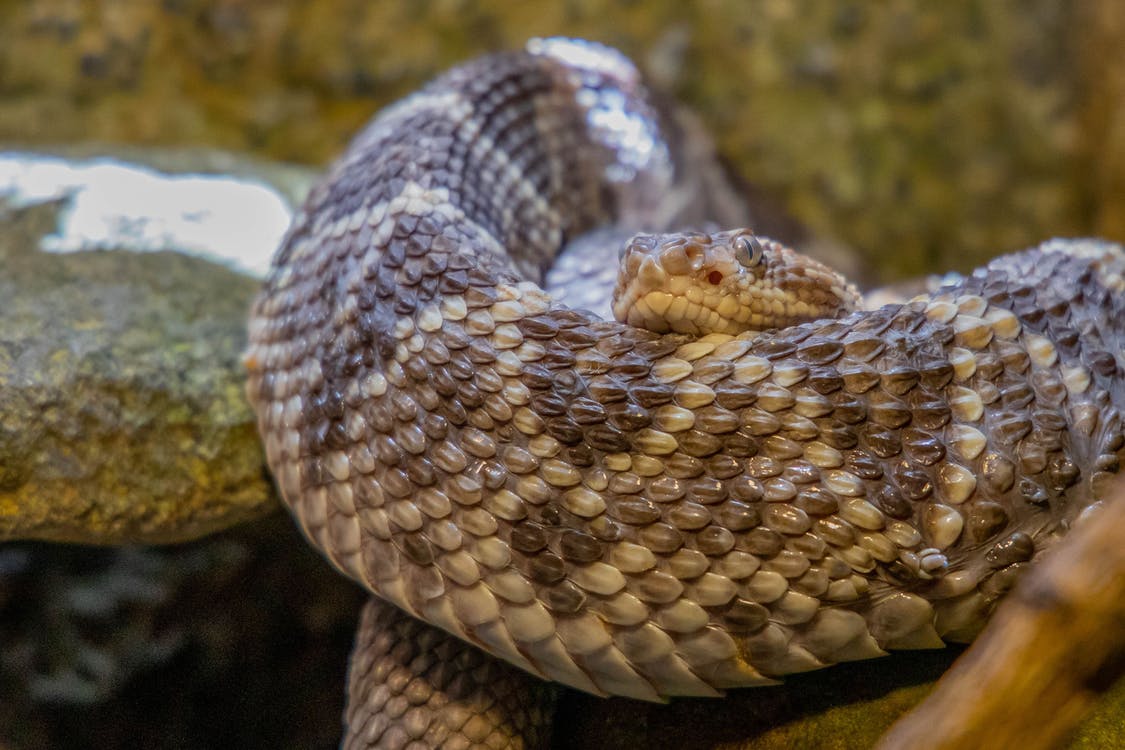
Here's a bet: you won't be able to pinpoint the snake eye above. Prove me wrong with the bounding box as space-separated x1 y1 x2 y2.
734 235 764 268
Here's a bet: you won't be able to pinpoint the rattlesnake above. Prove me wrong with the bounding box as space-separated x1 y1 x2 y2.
245 38 1125 748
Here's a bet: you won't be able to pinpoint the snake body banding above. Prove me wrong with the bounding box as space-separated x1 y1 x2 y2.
246 38 1125 746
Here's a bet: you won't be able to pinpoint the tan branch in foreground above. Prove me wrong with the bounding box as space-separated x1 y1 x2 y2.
875 480 1125 750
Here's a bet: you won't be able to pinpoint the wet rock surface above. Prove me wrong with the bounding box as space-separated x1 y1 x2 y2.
0 519 365 750
0 197 274 543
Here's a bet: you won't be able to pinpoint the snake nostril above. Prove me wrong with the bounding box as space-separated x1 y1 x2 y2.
707 270 723 285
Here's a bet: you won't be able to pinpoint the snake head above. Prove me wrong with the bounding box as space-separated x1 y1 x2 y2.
611 229 862 335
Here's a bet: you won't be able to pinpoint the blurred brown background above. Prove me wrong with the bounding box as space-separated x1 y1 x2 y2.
2 0 1123 281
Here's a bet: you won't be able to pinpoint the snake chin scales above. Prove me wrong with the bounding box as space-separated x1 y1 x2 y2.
245 37 1125 748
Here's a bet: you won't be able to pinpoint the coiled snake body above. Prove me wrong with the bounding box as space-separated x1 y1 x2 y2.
245 39 1125 748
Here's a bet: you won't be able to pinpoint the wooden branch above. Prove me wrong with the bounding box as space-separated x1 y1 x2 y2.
875 480 1125 750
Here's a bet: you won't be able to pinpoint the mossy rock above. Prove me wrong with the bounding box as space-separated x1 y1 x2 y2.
0 199 273 543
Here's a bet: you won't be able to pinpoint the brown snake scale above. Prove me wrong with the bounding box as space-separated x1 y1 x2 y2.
245 39 1125 748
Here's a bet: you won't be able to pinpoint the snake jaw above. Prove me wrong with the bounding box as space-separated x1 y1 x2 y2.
612 229 862 334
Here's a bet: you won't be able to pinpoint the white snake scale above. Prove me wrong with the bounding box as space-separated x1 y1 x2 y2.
245 39 1125 748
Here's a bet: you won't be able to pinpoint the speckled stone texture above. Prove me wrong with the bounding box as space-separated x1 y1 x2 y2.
0 200 273 543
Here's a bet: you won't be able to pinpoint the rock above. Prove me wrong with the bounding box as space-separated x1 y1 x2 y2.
0 151 369 750
0 518 365 750
0 151 307 543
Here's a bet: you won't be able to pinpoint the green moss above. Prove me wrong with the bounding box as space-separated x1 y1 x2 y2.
0 201 276 544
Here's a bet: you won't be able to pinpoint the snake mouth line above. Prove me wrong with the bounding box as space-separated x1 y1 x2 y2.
613 281 854 335
616 290 746 335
